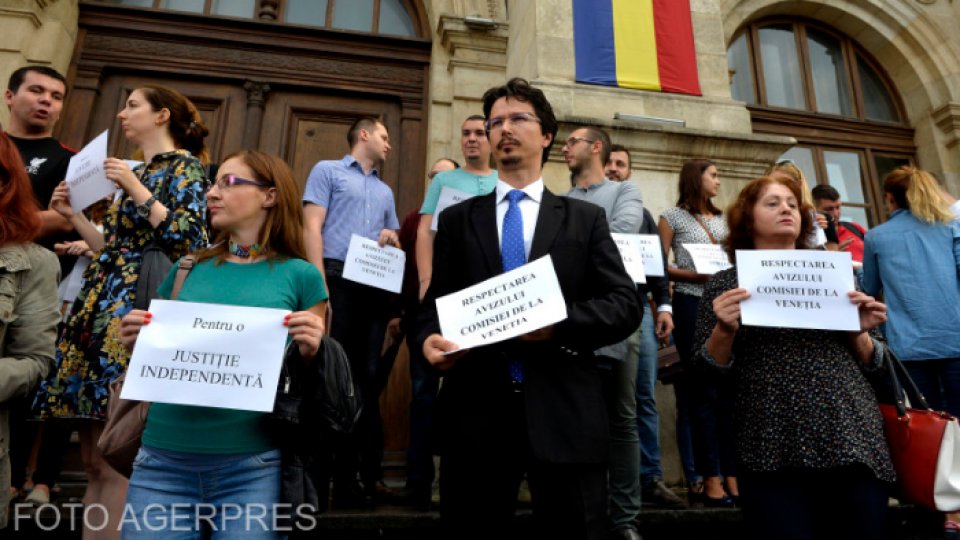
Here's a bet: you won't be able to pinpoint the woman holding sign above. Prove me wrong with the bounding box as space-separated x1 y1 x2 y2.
694 175 892 540
119 150 327 538
33 85 209 538
658 159 736 506
862 166 960 538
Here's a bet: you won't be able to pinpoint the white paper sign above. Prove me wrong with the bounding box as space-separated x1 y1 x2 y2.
342 234 405 293
122 300 289 411
431 186 474 231
435 255 568 351
683 243 732 275
736 249 858 331
124 160 144 171
636 234 665 277
611 233 647 284
66 130 117 212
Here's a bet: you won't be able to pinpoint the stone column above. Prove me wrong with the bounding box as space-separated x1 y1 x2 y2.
242 81 270 150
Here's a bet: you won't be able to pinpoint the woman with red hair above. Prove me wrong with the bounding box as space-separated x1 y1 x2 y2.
693 175 892 539
0 131 61 528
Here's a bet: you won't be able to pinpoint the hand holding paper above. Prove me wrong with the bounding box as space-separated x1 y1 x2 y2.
847 290 887 333
103 157 139 193
423 334 465 369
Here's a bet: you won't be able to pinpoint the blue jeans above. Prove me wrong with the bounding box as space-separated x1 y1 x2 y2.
904 358 960 417
634 303 663 484
123 446 284 539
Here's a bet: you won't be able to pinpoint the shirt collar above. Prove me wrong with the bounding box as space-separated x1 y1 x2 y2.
342 154 379 177
890 208 908 219
496 178 544 204
573 177 608 192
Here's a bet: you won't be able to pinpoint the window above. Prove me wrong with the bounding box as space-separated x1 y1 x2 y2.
729 19 914 225
102 0 419 36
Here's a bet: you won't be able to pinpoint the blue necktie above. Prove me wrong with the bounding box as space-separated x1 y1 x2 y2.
501 189 526 384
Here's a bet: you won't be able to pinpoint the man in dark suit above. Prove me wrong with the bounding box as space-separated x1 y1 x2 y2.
419 78 640 540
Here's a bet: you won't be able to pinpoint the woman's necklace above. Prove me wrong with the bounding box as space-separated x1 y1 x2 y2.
229 240 264 259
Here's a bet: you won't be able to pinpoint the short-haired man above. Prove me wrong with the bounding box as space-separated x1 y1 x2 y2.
4 66 76 272
812 184 867 263
303 117 400 506
562 126 645 539
420 78 640 540
415 115 497 299
605 145 686 511
4 65 76 506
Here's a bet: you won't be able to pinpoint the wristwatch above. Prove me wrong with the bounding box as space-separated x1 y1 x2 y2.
136 196 157 219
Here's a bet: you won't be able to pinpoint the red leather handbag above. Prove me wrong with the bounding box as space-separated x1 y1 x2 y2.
879 350 960 512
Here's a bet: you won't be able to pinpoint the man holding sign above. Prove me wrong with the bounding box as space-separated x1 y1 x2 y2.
415 115 497 300
302 117 400 506
419 78 639 540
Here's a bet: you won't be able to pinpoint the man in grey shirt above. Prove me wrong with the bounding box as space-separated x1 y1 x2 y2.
562 126 644 540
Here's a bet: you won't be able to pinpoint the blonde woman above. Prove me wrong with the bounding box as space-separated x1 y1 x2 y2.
861 165 960 538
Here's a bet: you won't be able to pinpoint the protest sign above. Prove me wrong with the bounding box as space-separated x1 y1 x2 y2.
683 243 732 275
636 234 665 277
66 130 117 212
611 233 647 284
431 186 474 231
435 255 567 351
342 234 405 293
736 249 858 331
122 300 289 411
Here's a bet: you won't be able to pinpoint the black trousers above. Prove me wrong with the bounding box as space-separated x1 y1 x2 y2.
739 464 889 540
325 262 391 491
439 393 608 540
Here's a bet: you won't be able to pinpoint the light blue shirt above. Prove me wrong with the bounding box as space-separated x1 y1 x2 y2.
861 208 960 361
419 168 498 215
303 154 400 261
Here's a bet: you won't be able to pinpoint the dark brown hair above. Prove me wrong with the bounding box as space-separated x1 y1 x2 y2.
138 85 210 164
0 132 41 244
197 150 307 264
482 77 558 167
677 159 722 216
724 175 814 262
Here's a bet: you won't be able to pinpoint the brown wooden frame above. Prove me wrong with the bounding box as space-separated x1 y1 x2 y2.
731 17 915 224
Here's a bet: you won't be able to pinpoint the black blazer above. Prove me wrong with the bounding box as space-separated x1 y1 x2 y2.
418 189 640 464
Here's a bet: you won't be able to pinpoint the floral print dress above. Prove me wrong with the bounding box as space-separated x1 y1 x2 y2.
34 149 208 419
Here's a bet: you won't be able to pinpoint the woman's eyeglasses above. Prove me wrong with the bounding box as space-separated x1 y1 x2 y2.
210 175 270 191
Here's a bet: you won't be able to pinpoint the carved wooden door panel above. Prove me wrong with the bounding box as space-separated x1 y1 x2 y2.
258 90 402 194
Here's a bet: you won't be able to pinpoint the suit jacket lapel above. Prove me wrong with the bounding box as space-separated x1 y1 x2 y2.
471 192 502 275
530 189 563 261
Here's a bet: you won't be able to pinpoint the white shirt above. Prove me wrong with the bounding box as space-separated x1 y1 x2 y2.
950 199 960 221
495 178 543 261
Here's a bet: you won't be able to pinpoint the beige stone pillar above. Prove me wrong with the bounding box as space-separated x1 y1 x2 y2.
0 0 79 128
423 1 508 188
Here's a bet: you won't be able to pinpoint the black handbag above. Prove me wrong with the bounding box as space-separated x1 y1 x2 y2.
268 335 363 525
134 242 172 310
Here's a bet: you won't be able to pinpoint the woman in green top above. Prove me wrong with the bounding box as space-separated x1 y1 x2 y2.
119 150 327 539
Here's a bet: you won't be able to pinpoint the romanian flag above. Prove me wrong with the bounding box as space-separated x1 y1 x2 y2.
573 0 701 96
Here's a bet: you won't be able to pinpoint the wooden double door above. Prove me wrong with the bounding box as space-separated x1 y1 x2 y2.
60 2 431 472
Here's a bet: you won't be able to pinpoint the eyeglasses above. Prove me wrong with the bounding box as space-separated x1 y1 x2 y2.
210 174 270 191
563 136 595 148
485 112 541 132
775 158 796 166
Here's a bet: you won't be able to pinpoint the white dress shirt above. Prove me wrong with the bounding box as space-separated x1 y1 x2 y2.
495 178 543 261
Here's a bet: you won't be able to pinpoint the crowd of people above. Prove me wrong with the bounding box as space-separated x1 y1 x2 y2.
1 65 959 540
